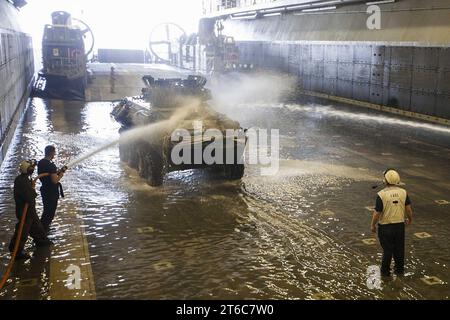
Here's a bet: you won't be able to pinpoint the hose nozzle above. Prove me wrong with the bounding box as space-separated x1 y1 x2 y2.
59 165 68 174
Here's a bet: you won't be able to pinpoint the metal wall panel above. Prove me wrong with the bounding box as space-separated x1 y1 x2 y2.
372 46 386 66
300 45 311 61
410 91 436 116
235 41 448 120
382 86 390 106
413 47 440 69
435 94 450 119
301 75 311 90
438 48 450 70
353 82 370 101
280 43 290 72
370 65 384 85
311 76 323 92
412 69 438 92
354 45 372 64
311 62 324 78
338 63 353 81
323 79 337 95
383 66 391 87
337 80 353 98
288 44 300 65
437 70 450 94
324 62 337 79
390 47 413 66
353 64 371 83
389 66 412 88
288 62 301 76
269 43 281 58
298 60 305 76
325 45 338 62
311 45 324 61
337 45 353 63
302 62 312 76
254 42 265 65
388 87 411 110
369 85 383 104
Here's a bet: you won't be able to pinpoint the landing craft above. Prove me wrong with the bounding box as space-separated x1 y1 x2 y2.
34 11 94 100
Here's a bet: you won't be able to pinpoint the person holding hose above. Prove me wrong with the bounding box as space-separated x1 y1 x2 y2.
371 169 413 277
38 145 66 233
8 160 53 260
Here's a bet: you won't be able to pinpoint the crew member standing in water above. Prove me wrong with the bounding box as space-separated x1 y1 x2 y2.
371 169 413 277
9 160 52 260
38 145 65 232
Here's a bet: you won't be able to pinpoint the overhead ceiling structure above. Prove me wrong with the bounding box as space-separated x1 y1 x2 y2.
205 0 396 19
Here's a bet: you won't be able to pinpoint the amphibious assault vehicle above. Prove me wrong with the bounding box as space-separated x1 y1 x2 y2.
111 75 246 186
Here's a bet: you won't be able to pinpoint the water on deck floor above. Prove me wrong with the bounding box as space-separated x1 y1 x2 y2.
0 82 449 299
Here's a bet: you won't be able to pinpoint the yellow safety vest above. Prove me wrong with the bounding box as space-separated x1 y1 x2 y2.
377 186 407 225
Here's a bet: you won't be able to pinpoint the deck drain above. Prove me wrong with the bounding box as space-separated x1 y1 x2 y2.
421 276 443 286
311 292 334 300
362 238 378 245
153 261 174 271
414 232 432 239
137 226 155 234
320 210 335 217
435 200 449 205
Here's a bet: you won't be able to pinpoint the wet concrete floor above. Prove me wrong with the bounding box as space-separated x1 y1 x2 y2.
0 71 449 300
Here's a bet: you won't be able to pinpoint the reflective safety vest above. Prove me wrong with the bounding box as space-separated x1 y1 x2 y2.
377 186 407 225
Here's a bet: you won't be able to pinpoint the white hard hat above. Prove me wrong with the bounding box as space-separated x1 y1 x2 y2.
384 169 401 185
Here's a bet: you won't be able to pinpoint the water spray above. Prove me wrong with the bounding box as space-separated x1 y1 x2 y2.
65 100 200 169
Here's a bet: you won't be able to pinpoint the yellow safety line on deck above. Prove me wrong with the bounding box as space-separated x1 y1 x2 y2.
299 90 450 127
49 206 96 300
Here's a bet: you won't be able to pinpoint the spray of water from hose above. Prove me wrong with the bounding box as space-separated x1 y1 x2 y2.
66 100 199 169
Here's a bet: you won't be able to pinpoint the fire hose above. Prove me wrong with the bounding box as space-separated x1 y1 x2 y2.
0 170 61 292
0 203 29 291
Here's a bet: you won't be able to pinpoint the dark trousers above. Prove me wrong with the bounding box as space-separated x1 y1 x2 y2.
9 206 48 253
40 190 59 230
378 223 405 276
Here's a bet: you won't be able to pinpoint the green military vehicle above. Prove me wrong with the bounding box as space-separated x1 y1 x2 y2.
111 75 246 186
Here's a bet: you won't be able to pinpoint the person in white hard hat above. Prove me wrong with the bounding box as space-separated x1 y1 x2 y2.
8 160 53 260
371 169 413 277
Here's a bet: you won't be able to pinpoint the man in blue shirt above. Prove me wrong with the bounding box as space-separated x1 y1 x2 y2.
38 145 65 232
